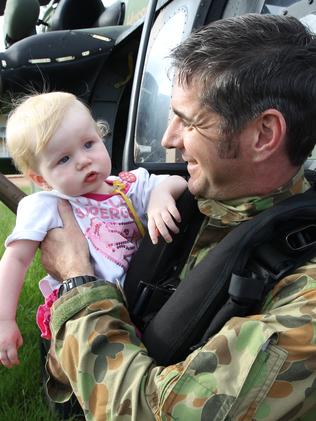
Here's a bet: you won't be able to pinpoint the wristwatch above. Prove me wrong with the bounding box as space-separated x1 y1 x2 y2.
58 275 97 297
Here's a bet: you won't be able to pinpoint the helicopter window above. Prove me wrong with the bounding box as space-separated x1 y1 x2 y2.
134 6 189 165
134 0 204 166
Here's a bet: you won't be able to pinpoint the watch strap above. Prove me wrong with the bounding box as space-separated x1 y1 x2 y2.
58 275 97 297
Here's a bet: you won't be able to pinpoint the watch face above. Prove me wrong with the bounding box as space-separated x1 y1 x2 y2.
58 276 97 297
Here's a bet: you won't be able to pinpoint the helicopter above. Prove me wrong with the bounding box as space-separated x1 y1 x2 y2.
0 0 316 211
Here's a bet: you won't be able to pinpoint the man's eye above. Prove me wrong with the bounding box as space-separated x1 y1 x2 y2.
182 120 192 128
84 141 93 149
58 155 70 165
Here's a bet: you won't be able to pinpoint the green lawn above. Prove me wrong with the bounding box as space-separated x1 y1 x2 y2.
0 199 63 421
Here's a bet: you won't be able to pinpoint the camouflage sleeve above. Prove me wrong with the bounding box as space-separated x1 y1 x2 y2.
47 276 316 421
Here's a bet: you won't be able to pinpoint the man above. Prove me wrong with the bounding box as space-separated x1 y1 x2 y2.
41 14 316 420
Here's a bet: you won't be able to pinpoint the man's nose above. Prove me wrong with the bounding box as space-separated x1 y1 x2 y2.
161 116 183 149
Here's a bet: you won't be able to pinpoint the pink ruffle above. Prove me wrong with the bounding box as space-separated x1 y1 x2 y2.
36 289 58 340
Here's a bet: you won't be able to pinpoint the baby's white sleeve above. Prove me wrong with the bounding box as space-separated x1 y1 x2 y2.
5 192 61 246
126 167 169 221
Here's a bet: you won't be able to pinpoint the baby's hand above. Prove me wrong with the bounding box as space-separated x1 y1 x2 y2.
0 320 23 368
147 191 181 244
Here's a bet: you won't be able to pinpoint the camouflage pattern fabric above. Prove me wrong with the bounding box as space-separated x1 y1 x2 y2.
182 167 308 278
47 169 316 420
48 273 316 420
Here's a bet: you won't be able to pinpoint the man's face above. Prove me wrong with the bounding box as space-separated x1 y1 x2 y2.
161 82 252 200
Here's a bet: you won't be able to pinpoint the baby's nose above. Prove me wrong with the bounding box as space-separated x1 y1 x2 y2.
76 156 91 170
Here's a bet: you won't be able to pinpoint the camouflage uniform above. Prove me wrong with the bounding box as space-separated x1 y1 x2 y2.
48 168 316 420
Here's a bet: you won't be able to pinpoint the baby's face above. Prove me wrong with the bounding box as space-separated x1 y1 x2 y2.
37 101 112 196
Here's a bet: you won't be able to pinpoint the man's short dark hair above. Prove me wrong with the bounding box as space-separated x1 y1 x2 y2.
170 14 316 165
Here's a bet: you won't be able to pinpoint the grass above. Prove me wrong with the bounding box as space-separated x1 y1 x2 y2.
0 193 64 421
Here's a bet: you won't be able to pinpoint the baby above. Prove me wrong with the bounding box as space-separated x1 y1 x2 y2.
0 91 187 368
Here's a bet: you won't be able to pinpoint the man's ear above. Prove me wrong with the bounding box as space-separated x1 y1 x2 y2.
27 169 51 190
253 109 286 162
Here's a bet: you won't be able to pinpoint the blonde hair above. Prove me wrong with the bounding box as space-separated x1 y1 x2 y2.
6 91 109 175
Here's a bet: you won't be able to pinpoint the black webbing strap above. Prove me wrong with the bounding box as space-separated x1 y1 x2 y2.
124 188 205 326
196 221 316 348
141 188 316 365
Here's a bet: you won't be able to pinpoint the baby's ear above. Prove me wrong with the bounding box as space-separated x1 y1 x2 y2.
27 169 51 190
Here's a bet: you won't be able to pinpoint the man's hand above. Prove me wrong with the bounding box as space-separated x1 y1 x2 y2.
40 200 94 281
0 319 23 368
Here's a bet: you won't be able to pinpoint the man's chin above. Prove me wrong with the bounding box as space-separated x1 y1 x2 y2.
188 178 217 200
187 178 202 198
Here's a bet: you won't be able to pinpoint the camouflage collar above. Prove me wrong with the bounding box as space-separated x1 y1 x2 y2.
198 167 309 227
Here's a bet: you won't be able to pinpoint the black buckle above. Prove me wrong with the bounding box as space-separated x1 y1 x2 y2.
133 282 155 317
132 280 178 322
286 224 316 251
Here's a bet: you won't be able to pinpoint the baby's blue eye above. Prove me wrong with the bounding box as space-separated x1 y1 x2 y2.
58 155 70 165
84 141 93 149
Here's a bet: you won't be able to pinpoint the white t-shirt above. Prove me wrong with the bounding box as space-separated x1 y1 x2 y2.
6 168 167 296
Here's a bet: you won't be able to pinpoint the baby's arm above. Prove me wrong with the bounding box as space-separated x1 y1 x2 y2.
147 175 187 244
0 240 38 368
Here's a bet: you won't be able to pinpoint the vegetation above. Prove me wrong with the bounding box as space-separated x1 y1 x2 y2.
0 198 61 421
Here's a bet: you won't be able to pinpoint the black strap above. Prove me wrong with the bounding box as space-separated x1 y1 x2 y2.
140 188 316 365
194 216 316 349
124 188 205 326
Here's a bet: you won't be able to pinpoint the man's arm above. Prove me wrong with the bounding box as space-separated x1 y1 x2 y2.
40 201 94 280
42 200 302 421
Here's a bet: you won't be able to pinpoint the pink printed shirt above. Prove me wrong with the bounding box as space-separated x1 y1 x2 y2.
6 168 168 296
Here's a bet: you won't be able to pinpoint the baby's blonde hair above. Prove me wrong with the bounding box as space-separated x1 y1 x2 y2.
6 91 109 175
